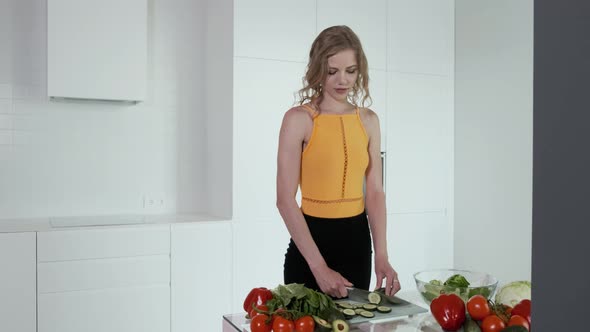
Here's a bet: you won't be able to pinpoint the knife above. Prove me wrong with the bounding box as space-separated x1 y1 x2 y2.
345 287 406 305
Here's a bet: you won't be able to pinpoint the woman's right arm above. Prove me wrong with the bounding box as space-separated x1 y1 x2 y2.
276 108 352 298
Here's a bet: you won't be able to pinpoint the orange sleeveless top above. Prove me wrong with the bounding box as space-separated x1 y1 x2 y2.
300 104 369 218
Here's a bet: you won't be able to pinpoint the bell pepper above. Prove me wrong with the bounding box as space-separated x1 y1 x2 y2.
430 293 466 331
243 287 273 314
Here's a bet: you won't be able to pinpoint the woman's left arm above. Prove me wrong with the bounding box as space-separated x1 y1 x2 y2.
363 109 401 296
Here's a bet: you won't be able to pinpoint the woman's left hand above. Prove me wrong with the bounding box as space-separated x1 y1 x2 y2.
374 255 400 296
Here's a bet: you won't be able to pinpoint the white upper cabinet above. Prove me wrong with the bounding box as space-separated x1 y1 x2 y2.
234 0 316 62
317 0 387 71
47 0 147 101
388 0 454 76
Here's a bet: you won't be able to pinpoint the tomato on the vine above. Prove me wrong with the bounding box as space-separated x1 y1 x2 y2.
467 295 491 320
481 314 506 332
294 316 315 332
271 308 287 324
250 314 271 332
512 299 531 325
508 314 530 331
249 304 269 318
272 316 295 332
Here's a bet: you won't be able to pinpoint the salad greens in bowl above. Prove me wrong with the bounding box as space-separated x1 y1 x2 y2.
414 269 498 305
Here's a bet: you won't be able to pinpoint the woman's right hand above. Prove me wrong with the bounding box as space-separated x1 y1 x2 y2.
310 264 353 298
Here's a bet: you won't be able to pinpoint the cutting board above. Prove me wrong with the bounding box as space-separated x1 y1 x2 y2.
333 296 428 324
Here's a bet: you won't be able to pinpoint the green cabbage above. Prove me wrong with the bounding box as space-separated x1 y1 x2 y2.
494 280 531 307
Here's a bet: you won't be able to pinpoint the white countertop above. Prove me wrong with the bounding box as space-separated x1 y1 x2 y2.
0 213 230 233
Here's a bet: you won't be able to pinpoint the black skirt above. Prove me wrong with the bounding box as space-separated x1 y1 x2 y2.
283 212 372 292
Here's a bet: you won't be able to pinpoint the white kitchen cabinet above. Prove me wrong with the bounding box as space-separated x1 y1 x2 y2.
37 225 170 261
47 0 147 101
231 220 291 313
386 72 453 213
37 225 171 332
232 57 304 220
0 232 36 332
38 286 170 332
317 0 388 71
234 0 316 62
387 0 454 76
171 222 233 332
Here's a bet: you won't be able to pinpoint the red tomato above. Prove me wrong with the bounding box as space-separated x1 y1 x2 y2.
272 316 295 332
512 299 531 325
271 308 286 324
250 314 271 332
508 314 530 331
294 316 315 332
467 295 491 321
249 304 269 318
481 315 506 332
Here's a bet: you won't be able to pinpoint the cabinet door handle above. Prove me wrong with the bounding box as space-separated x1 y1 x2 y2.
381 151 386 192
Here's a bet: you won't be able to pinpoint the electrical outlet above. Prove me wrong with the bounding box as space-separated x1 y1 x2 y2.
142 195 165 212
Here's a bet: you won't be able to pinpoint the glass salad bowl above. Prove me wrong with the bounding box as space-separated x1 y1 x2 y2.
414 269 498 305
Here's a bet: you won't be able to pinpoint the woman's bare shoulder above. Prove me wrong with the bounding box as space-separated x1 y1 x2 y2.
283 105 314 125
359 107 380 128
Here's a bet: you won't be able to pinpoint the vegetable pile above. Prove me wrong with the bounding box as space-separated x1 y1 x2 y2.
244 283 351 332
429 278 532 332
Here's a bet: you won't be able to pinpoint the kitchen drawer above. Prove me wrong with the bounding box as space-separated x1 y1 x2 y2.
38 285 170 332
38 255 170 293
0 232 36 332
37 225 170 262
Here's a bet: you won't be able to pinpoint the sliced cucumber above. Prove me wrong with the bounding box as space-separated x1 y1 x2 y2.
367 292 382 304
341 308 356 320
359 310 375 318
320 307 346 322
354 308 364 315
337 302 354 309
376 306 392 313
362 303 377 311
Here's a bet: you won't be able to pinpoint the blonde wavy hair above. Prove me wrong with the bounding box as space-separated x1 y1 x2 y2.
297 25 372 108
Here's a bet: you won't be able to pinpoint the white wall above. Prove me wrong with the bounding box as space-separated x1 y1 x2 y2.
454 0 533 283
0 0 209 218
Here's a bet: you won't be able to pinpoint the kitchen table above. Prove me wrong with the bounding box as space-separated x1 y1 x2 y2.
222 292 447 332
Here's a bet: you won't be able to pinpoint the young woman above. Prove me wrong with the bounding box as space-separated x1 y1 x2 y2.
276 25 400 298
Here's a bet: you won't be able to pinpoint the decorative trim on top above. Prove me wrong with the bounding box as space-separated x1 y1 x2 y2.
340 116 348 198
302 196 363 204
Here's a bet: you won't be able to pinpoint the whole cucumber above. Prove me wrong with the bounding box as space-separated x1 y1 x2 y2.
463 317 481 332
